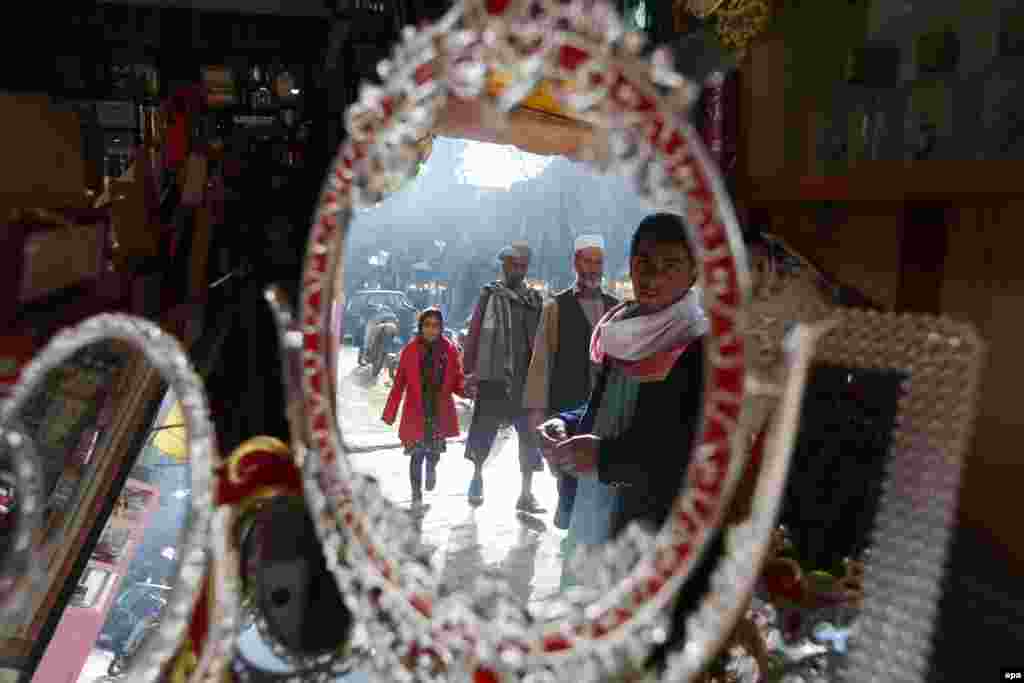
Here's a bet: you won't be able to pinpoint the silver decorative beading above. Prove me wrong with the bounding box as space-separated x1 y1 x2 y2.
0 422 44 618
0 314 228 683
297 0 772 679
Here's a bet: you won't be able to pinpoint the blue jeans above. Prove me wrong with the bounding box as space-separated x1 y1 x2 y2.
408 443 440 494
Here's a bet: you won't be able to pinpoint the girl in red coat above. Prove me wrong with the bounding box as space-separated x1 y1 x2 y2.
383 308 468 510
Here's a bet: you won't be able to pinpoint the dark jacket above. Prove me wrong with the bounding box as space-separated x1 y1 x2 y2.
550 288 619 413
559 337 705 536
558 336 724 667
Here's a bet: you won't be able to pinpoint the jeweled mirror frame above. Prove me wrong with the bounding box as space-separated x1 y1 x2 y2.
0 315 232 683
806 310 983 682
295 0 778 679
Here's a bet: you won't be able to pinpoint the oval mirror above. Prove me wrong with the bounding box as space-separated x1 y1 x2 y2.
292 0 803 679
0 316 219 683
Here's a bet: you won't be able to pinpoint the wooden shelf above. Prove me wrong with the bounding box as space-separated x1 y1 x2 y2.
742 161 1024 204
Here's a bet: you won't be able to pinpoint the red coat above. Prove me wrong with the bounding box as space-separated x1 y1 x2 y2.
383 336 466 447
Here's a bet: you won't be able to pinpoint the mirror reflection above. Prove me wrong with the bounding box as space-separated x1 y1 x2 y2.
0 346 195 683
334 130 725 626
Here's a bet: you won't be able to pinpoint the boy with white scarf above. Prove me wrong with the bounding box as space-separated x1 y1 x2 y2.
537 213 723 668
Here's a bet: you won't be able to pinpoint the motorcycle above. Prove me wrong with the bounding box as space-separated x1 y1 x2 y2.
364 320 404 381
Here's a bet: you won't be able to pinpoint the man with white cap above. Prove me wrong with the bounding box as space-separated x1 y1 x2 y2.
524 232 619 531
462 242 546 511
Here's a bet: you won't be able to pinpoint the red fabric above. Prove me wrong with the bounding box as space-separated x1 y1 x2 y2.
165 113 188 168
383 336 467 446
0 334 36 395
747 414 771 475
164 84 204 168
605 342 693 382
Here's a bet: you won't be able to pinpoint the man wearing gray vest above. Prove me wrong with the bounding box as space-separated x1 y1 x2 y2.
524 233 619 529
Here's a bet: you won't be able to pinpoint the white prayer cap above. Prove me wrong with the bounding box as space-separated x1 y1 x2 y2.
574 233 605 253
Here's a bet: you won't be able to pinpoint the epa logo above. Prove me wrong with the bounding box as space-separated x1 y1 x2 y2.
1005 672 1023 680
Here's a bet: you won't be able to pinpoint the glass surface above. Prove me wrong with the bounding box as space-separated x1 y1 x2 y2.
753 363 906 680
334 134 663 620
12 377 193 683
85 389 190 681
0 342 134 644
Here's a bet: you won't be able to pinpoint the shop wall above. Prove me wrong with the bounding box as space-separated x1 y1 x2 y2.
760 207 905 308
939 200 1024 568
0 94 87 212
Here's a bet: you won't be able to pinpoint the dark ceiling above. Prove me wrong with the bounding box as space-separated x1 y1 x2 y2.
97 0 331 16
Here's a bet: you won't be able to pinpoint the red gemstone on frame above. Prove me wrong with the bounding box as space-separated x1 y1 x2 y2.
701 220 726 248
558 45 590 71
675 542 693 563
543 634 571 652
411 594 433 617
485 0 511 14
474 667 500 683
646 116 665 145
304 333 321 354
703 415 727 445
414 63 433 85
663 130 685 155
306 288 323 313
309 251 329 276
709 311 734 338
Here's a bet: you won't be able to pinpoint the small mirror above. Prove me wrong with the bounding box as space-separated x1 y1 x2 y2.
0 341 151 659
743 309 983 682
234 496 361 677
0 316 214 683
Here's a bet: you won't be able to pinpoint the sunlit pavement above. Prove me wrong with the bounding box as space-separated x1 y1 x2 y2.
337 343 571 612
349 438 569 609
75 649 114 683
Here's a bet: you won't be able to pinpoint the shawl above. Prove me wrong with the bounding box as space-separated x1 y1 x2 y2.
590 287 708 382
475 282 542 385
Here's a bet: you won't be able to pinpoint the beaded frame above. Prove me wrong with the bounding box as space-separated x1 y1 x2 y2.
296 0 772 679
812 310 983 682
0 314 233 683
0 421 44 618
